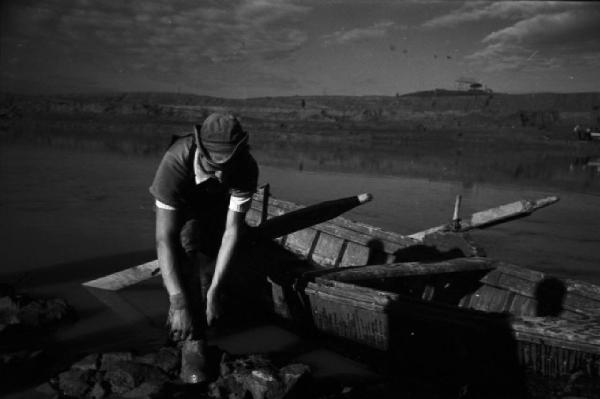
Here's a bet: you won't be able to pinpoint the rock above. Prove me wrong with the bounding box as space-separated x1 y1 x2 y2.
122 381 166 398
155 346 180 376
219 353 232 376
244 368 279 399
0 296 19 331
19 300 43 326
72 353 100 371
104 360 169 395
135 352 157 366
58 368 93 397
209 375 247 399
88 381 108 399
209 354 311 399
35 382 59 396
0 293 72 331
279 363 310 396
43 298 71 322
100 351 133 370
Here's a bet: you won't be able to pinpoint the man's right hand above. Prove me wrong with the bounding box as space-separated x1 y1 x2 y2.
167 305 195 342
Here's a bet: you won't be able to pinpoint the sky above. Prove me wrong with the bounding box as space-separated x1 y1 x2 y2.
1 1 599 98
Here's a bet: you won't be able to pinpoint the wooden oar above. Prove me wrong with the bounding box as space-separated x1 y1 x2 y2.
83 193 373 291
408 196 559 241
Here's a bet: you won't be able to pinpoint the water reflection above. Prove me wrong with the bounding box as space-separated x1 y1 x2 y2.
570 157 600 174
2 120 599 195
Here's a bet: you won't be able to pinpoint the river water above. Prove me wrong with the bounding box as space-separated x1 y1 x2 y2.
1 134 600 359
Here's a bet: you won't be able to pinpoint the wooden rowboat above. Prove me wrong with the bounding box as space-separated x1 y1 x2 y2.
242 192 600 380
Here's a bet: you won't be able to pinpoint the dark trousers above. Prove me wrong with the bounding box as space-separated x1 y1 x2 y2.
178 209 227 338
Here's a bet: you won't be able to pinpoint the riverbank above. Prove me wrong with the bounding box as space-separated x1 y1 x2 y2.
3 112 600 197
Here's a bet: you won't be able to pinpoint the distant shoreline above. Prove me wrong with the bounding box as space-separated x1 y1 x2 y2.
2 109 600 197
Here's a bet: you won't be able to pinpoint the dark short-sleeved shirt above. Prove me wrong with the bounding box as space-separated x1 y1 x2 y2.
149 134 258 218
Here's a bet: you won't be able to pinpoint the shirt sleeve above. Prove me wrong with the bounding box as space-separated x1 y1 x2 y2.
149 137 192 208
156 199 177 211
228 195 252 213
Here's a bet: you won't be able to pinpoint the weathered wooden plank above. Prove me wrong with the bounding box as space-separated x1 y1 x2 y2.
496 272 537 297
562 293 600 316
477 268 502 287
284 229 318 258
306 283 393 310
319 257 496 283
268 277 291 319
467 285 508 312
84 286 162 327
82 260 160 291
408 196 559 240
481 263 600 317
458 293 473 308
311 234 345 267
508 294 537 317
308 280 398 307
339 242 371 267
512 316 600 355
253 198 408 255
259 183 270 225
494 262 600 301
255 193 373 241
257 207 410 255
252 192 416 247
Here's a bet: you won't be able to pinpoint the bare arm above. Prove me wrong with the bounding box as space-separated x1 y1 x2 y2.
156 206 196 340
206 208 246 325
156 207 186 296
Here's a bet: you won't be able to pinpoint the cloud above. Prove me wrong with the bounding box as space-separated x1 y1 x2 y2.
421 2 600 73
482 9 599 47
422 1 569 29
2 0 311 66
466 7 600 72
321 21 396 46
236 0 310 26
0 0 316 96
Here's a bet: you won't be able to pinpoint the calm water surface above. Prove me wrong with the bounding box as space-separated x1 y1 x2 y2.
1 141 599 355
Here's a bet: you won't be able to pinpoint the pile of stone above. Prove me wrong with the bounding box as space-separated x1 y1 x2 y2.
0 286 74 383
37 348 179 398
209 353 310 399
37 349 311 399
0 287 72 333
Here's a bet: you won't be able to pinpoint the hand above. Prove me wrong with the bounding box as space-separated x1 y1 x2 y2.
167 304 195 342
206 287 223 327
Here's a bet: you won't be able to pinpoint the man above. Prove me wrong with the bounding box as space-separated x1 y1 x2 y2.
149 113 259 383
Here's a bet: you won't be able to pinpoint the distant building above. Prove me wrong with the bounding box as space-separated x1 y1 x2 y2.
455 78 492 93
455 77 479 91
469 83 483 91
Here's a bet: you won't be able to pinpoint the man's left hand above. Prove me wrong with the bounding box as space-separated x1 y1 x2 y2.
206 287 222 326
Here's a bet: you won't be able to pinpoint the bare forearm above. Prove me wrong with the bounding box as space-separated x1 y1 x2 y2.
209 229 240 293
157 238 185 297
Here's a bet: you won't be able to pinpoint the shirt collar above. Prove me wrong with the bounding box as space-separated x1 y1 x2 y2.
194 148 214 184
